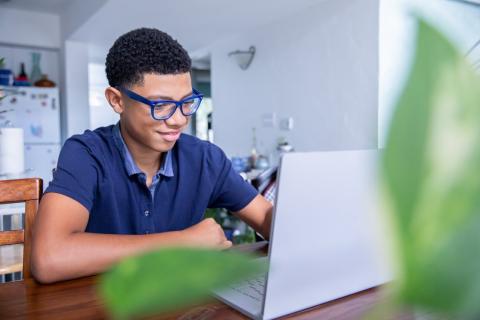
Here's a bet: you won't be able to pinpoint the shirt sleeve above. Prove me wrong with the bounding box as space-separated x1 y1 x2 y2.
44 137 98 212
207 143 258 211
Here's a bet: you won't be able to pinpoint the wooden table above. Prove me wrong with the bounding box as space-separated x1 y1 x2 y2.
0 242 417 320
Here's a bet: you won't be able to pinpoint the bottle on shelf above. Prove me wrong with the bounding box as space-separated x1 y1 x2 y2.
30 52 42 84
14 63 31 86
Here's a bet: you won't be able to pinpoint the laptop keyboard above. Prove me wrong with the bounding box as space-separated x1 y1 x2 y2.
227 274 266 302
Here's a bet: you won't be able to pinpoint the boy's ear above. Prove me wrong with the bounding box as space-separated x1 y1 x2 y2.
105 87 124 114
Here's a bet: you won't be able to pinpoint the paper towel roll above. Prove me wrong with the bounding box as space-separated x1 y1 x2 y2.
0 127 25 175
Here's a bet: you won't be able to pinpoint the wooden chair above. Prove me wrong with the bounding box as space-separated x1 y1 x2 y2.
251 166 278 195
251 167 277 242
0 178 43 279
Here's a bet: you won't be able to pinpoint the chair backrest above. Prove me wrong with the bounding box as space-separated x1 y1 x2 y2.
251 167 277 241
0 178 43 279
251 166 277 195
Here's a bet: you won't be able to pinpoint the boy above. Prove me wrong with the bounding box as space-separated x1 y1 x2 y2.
31 28 272 283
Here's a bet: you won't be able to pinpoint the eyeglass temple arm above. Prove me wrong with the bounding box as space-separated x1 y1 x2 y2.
118 87 155 106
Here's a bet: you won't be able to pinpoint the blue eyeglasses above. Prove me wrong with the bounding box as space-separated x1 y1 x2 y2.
118 87 204 121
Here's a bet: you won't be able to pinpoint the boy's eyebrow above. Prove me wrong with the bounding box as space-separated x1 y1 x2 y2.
147 91 193 101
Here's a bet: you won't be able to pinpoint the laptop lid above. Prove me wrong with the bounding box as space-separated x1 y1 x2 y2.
261 150 392 320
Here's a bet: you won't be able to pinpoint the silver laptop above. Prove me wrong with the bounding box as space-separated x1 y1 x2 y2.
214 150 392 320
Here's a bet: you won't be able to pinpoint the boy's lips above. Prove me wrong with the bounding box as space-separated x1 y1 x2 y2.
157 130 181 142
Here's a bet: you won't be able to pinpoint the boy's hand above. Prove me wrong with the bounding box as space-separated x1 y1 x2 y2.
181 218 232 249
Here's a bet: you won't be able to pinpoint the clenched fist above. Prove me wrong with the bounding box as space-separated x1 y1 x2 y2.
180 218 232 249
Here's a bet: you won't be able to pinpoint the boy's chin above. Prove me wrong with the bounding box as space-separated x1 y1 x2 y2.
150 140 177 153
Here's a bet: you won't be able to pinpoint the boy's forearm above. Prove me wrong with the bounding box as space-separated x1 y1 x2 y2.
257 207 273 240
32 230 185 283
234 195 273 241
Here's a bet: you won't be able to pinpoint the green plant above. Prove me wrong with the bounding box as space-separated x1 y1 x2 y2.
0 57 5 69
99 247 266 319
383 18 480 318
233 225 256 244
204 207 228 225
204 208 257 244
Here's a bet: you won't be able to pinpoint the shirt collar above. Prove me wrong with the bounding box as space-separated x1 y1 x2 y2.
113 122 174 178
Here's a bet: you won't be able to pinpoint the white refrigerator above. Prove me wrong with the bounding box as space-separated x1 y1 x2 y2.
0 86 61 190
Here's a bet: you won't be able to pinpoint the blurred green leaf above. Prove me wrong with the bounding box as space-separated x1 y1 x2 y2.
383 19 480 317
0 57 4 69
99 248 267 319
233 226 256 244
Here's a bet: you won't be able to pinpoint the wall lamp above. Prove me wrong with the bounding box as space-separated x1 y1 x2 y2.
228 46 256 70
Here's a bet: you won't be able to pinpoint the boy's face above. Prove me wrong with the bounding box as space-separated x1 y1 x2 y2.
118 72 192 153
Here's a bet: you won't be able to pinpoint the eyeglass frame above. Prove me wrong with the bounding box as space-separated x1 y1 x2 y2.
117 86 204 120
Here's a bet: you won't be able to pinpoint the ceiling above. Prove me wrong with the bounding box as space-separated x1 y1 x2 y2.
1 0 322 62
70 0 321 61
0 0 70 14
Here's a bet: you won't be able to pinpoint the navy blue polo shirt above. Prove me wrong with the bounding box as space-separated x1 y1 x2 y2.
45 124 258 235
111 123 173 202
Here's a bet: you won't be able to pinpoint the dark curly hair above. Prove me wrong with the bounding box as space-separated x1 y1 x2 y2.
105 28 191 88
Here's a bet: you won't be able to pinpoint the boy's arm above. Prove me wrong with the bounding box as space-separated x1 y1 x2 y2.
31 193 231 284
233 194 273 240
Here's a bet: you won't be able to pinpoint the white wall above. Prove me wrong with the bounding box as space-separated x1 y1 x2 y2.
63 40 90 138
57 0 108 140
211 0 379 160
88 63 119 129
0 8 60 48
60 0 107 40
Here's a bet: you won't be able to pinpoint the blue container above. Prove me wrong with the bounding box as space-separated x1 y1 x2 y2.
0 69 13 86
13 80 31 87
231 156 249 173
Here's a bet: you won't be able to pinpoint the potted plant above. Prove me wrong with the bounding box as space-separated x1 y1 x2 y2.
381 18 480 318
0 57 13 87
